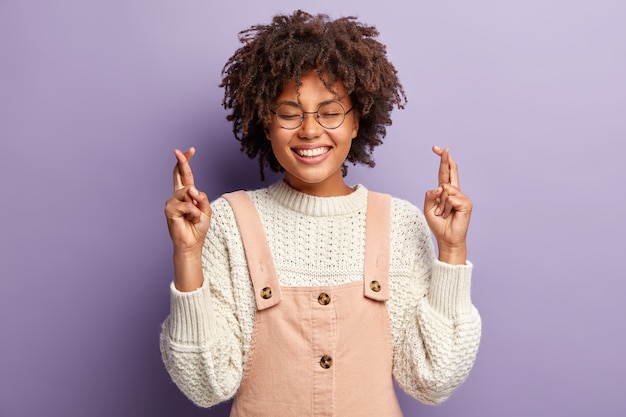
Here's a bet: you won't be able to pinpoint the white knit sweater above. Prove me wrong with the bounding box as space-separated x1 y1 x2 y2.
160 180 481 408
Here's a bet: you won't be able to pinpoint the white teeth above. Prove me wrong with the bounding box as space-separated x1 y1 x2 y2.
296 147 329 157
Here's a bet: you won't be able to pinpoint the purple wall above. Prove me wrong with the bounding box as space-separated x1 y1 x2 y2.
1 1 624 416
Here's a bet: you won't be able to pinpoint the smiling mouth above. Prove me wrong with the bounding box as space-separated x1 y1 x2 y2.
294 147 330 157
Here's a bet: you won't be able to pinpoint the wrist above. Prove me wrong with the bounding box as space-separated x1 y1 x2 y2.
437 243 467 265
173 246 202 261
173 250 204 292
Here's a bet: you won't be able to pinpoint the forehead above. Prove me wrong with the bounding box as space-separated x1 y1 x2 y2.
277 72 347 103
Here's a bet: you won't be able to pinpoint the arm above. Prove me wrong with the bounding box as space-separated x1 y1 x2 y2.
159 215 248 407
390 209 481 405
394 259 481 404
160 148 247 407
391 147 481 404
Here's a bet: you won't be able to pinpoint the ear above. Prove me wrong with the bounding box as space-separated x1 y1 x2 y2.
351 116 359 139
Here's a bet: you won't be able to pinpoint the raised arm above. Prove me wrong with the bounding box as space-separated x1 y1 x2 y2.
161 148 247 407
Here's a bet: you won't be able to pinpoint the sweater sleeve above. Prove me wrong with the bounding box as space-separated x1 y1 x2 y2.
159 198 251 408
390 200 481 405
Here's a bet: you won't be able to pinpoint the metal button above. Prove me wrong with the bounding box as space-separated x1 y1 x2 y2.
369 280 381 292
320 355 333 369
318 292 331 305
260 287 272 299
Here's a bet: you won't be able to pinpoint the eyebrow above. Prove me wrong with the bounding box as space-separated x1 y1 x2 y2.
275 98 344 108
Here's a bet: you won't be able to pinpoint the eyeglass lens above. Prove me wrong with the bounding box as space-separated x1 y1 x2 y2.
274 101 348 129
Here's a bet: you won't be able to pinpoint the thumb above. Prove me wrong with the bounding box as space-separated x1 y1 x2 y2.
424 187 442 213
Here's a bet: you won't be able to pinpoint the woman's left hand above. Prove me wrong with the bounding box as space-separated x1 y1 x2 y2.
424 146 472 265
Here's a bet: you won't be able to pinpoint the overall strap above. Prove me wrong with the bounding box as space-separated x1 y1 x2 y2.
363 191 392 301
223 191 281 310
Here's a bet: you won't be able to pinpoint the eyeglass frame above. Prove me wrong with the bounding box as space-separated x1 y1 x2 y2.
270 100 354 130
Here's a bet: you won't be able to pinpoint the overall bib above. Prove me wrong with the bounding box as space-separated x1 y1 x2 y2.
223 191 403 417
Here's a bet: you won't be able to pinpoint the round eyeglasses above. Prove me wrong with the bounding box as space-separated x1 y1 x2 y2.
270 100 353 130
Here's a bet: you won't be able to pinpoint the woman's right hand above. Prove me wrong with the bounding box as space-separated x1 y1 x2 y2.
164 147 212 256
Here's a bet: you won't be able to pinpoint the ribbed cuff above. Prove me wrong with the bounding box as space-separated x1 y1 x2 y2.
427 259 474 319
167 281 215 344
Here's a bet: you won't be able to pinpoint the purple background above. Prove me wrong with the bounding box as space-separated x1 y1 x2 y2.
1 1 624 416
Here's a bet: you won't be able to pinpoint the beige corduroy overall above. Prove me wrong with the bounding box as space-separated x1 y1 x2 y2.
223 190 403 417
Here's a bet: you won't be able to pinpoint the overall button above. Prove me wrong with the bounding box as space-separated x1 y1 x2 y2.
260 287 273 299
370 280 381 292
320 355 333 369
318 292 331 305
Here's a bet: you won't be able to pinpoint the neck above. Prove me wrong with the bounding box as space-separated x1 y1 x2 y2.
283 175 354 197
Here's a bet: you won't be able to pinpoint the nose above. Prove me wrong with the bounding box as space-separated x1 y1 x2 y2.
299 111 322 138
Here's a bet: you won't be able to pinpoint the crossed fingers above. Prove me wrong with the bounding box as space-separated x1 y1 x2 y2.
170 147 202 222
173 147 196 191
433 145 462 219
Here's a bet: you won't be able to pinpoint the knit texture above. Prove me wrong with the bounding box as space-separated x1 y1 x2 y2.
160 180 481 407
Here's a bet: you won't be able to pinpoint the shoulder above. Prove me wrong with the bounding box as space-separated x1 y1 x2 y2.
211 186 273 210
366 188 420 213
389 194 421 215
386 194 426 227
202 187 272 252
209 186 276 227
363 188 430 237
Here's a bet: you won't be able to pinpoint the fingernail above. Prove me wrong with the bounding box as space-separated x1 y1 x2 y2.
435 207 441 215
190 186 198 196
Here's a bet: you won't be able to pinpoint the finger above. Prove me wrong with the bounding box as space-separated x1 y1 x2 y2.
164 197 186 216
448 152 460 189
165 197 199 220
432 145 444 156
433 146 450 186
438 184 456 217
442 195 470 220
440 185 471 219
168 188 197 211
174 147 196 187
442 194 455 219
169 186 211 215
424 186 443 215
172 147 196 190
182 147 196 160
439 183 464 216
165 190 208 224
188 186 212 217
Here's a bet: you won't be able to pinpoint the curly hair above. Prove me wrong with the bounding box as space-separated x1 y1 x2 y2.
220 10 407 180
